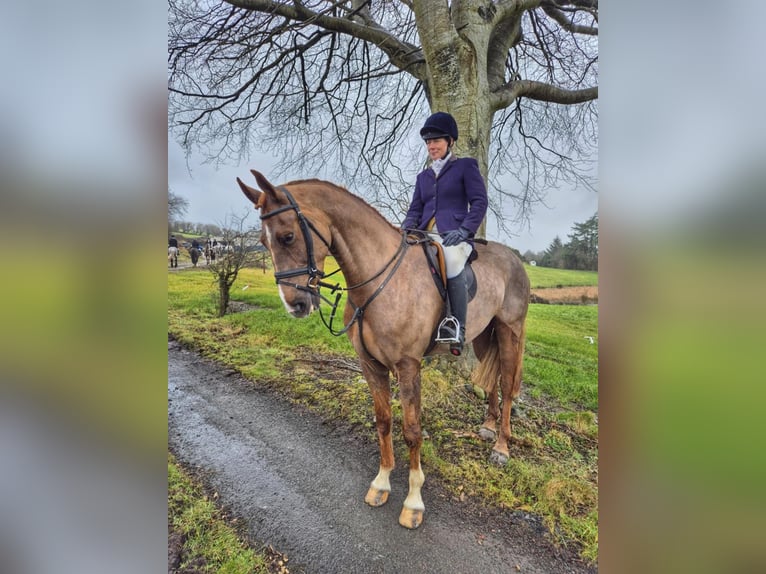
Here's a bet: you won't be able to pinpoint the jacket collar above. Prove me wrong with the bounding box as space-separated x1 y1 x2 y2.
435 153 458 178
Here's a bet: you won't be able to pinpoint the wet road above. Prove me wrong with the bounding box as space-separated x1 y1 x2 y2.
168 340 595 574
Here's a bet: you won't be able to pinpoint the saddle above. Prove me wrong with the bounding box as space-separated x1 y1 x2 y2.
407 231 478 353
419 239 477 302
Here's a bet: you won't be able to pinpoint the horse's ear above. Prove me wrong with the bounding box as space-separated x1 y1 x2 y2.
251 170 278 197
237 177 267 210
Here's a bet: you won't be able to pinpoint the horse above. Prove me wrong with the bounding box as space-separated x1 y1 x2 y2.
236 170 530 529
189 246 200 267
168 246 179 268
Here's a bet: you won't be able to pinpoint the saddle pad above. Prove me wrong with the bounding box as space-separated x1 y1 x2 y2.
423 240 477 303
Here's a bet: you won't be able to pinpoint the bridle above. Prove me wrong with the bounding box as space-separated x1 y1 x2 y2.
260 187 332 291
260 186 411 337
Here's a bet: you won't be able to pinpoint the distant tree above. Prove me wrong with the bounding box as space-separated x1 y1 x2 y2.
522 249 545 264
168 188 189 226
201 223 223 238
522 250 535 263
541 236 565 269
563 212 598 270
207 211 261 317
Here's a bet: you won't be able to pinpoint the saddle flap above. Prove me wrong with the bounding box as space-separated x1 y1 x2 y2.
416 236 477 302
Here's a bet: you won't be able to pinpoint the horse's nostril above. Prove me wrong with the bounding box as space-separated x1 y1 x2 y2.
294 301 306 313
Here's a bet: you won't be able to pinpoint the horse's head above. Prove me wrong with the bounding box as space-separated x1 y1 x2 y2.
237 170 330 318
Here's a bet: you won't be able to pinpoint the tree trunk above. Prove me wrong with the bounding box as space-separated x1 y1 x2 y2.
416 4 495 239
218 279 230 317
433 91 492 239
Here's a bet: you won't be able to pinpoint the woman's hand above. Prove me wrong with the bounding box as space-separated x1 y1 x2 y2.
442 227 470 246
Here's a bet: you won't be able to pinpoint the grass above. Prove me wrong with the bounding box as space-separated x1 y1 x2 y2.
524 305 598 410
168 260 598 562
524 264 598 289
168 453 275 573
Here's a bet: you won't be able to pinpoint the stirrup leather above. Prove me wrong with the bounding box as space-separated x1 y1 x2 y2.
435 316 461 343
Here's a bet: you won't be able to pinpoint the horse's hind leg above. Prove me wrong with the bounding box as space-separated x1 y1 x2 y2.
362 359 395 509
490 320 526 466
395 356 425 529
472 326 500 442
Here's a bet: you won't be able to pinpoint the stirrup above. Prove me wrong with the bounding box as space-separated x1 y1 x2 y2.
436 316 460 343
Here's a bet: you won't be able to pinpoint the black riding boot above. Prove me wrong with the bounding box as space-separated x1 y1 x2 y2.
446 270 468 356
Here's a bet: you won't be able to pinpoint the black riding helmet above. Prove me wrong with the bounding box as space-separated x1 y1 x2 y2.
420 112 458 142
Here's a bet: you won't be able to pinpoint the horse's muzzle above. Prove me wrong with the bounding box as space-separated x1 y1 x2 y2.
283 289 320 318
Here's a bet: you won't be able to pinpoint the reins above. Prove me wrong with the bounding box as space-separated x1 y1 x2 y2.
260 187 412 339
320 232 409 337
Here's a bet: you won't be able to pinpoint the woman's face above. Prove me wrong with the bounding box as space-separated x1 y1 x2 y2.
425 137 450 161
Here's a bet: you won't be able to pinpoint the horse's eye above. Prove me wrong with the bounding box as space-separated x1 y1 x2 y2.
279 232 295 246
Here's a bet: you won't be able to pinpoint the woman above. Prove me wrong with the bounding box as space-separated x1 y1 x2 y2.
401 112 488 356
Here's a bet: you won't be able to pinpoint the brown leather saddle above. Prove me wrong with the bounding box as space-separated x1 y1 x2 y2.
406 230 478 306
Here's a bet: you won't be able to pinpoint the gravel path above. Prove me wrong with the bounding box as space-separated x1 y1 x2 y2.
168 339 595 574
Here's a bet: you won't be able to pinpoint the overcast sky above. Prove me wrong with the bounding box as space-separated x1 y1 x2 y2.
168 138 598 254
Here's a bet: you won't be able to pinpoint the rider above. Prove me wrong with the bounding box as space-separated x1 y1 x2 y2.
168 235 178 248
401 112 488 356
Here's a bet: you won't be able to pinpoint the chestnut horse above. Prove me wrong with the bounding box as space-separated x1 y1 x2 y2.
237 170 529 529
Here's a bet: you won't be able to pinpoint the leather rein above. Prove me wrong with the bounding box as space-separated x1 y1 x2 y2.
260 187 411 338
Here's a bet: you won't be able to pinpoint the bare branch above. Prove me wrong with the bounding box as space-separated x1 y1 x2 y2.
541 2 598 35
168 0 598 239
223 0 426 75
493 80 597 109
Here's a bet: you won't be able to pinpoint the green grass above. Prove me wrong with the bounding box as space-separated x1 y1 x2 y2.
524 305 598 410
524 264 598 289
168 261 598 562
168 453 273 573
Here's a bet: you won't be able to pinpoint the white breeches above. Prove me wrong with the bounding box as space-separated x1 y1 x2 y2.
429 233 472 278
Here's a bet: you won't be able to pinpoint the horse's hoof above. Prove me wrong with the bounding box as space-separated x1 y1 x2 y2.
399 507 424 529
365 487 389 507
489 449 509 466
478 427 497 442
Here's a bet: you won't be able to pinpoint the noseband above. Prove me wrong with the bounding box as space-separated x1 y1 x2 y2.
259 187 411 338
260 187 332 291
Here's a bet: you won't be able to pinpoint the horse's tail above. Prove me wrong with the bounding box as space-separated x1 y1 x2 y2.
471 329 501 395
471 322 526 399
511 322 526 399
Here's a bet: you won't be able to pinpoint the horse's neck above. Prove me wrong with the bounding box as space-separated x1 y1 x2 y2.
322 200 402 288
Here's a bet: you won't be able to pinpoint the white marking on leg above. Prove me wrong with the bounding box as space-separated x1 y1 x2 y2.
402 468 425 511
370 467 392 492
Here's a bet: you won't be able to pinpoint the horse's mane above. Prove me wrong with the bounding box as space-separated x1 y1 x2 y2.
284 178 400 233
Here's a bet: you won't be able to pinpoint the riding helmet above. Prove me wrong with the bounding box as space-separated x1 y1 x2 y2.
420 112 458 142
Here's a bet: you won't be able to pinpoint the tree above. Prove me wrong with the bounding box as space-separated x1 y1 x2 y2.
522 249 544 264
538 212 596 270
168 188 189 228
207 211 261 316
564 212 597 270
201 223 223 238
540 235 564 268
168 0 598 237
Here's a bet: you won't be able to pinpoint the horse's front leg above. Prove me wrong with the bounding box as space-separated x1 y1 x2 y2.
361 359 394 508
395 357 425 529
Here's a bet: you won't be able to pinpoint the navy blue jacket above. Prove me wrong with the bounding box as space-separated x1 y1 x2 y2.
401 156 488 240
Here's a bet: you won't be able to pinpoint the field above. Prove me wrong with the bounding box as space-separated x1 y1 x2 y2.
168 259 598 565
